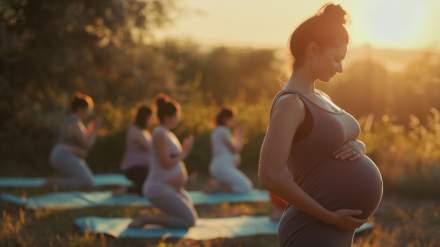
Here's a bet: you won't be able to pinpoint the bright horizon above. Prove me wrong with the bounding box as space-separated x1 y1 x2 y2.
156 0 440 50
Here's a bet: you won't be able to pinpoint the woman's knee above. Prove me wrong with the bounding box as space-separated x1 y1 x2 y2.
82 178 95 188
178 203 198 228
78 174 95 188
181 211 197 228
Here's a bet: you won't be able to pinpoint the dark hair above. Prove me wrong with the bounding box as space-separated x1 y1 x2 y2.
155 93 180 123
216 107 234 126
70 92 94 112
289 3 349 71
134 105 152 129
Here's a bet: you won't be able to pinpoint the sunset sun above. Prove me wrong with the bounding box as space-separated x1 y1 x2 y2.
353 0 430 48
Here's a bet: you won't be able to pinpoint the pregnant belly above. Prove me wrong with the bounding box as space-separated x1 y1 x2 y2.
300 155 383 219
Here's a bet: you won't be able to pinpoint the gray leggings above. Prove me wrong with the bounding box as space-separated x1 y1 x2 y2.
49 145 95 188
145 183 198 228
210 156 253 194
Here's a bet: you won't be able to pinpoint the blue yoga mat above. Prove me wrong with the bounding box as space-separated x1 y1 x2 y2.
75 216 374 239
0 174 132 188
0 190 270 209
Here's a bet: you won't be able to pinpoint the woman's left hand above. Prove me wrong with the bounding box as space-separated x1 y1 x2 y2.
333 140 365 161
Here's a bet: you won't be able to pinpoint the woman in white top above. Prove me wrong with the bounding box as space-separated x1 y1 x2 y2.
130 94 198 228
206 108 253 193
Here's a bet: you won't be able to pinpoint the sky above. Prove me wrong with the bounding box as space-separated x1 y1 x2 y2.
156 0 440 50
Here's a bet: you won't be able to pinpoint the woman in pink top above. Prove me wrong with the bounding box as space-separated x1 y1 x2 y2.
119 105 154 194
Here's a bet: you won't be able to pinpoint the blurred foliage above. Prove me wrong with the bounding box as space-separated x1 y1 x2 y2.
360 110 440 198
1 1 440 198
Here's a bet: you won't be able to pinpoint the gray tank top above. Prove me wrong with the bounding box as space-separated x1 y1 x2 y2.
275 89 383 245
57 114 87 149
270 89 361 185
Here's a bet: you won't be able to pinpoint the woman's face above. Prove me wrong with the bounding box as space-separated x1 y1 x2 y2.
312 42 347 82
145 116 154 129
224 117 233 128
165 111 181 129
77 106 92 120
143 116 153 129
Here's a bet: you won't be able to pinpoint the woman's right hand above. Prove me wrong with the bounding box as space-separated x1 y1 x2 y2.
234 126 244 141
87 117 102 132
326 209 367 231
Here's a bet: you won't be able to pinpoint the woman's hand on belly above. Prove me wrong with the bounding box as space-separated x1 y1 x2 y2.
333 140 365 161
166 170 188 189
327 209 368 231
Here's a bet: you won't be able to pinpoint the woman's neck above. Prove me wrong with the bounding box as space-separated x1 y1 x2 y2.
159 123 171 130
73 112 84 121
284 67 316 95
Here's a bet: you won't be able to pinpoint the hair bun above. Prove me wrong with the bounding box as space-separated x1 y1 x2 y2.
317 3 347 26
156 93 171 107
73 91 86 98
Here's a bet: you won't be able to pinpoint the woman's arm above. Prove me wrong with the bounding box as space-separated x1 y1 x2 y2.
70 120 97 150
222 129 243 153
155 131 192 189
154 131 181 169
154 130 193 169
132 128 150 151
259 95 330 221
259 94 365 230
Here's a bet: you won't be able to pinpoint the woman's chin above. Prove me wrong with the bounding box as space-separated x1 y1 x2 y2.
318 74 334 83
318 78 331 83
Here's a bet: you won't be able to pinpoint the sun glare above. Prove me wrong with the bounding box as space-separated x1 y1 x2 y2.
353 0 430 48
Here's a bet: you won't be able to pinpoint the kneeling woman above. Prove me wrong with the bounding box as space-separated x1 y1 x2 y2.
119 105 154 195
47 92 99 188
207 108 253 194
130 94 198 228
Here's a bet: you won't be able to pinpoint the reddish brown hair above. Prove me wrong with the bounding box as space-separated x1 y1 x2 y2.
289 3 349 71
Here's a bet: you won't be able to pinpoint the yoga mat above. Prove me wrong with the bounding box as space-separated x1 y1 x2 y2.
0 174 132 188
75 216 374 239
0 189 270 209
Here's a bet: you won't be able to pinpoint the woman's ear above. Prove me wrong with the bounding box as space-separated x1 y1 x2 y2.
303 42 320 67
306 41 320 59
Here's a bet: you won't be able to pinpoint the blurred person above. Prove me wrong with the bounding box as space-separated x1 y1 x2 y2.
205 107 253 194
130 94 198 228
116 104 154 195
46 92 100 188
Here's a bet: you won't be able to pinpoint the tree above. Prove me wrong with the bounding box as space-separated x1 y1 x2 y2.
0 0 178 174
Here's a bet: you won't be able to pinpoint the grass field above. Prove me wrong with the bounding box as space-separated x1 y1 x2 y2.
1 173 439 247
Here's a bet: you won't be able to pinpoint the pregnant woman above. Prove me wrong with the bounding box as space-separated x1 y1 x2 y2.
130 94 198 228
47 92 99 188
207 107 253 194
118 105 154 195
258 4 383 246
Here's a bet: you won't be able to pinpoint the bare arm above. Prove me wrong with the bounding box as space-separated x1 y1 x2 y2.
132 128 150 151
70 121 97 150
259 95 332 222
154 131 182 169
222 130 243 153
259 94 365 230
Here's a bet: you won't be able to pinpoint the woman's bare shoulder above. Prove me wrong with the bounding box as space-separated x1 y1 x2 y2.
272 93 305 116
